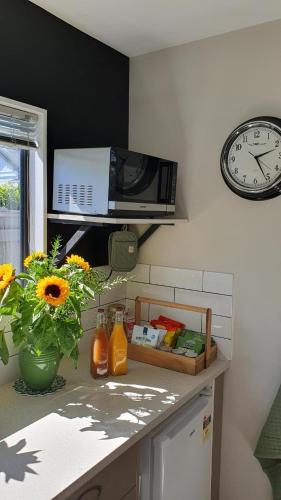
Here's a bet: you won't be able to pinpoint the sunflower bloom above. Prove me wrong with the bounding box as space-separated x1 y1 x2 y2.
36 276 70 307
24 251 47 268
0 264 15 291
66 254 90 272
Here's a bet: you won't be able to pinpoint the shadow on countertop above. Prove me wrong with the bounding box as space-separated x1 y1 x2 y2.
0 438 41 483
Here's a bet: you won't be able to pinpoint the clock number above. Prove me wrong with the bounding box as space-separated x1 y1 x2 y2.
236 144 242 151
253 178 258 185
231 156 235 162
234 168 238 174
243 135 248 143
254 130 260 138
275 140 279 147
275 165 280 171
266 173 270 181
243 175 246 182
279 152 281 159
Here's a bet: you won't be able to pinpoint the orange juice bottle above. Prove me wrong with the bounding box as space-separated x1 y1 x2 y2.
90 309 109 378
109 310 128 376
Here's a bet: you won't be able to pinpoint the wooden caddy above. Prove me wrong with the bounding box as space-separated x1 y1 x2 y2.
127 296 217 376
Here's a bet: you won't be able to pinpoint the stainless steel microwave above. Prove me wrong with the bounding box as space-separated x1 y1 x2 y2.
53 147 177 216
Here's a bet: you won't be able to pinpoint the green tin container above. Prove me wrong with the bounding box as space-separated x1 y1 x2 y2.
19 345 61 391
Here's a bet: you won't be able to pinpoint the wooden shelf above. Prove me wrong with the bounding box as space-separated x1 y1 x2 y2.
47 212 188 225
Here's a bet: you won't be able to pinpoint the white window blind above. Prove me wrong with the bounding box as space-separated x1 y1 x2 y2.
0 104 39 150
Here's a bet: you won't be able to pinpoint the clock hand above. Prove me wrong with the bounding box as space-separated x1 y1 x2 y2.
256 158 267 180
254 149 275 160
259 158 272 171
248 151 267 180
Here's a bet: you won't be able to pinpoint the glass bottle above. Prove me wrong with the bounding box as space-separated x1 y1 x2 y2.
106 303 126 338
109 310 128 376
90 308 109 378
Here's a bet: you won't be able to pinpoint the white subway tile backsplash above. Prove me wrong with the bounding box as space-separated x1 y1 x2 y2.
79 329 92 354
126 298 149 321
0 316 11 333
126 282 174 303
81 308 98 332
86 298 100 309
0 355 19 385
100 283 126 306
202 314 232 340
150 266 203 291
175 289 232 317
203 272 233 295
149 304 202 332
6 333 18 357
213 337 232 360
0 317 18 356
127 264 150 283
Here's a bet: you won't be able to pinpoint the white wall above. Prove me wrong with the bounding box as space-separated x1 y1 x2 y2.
129 19 281 500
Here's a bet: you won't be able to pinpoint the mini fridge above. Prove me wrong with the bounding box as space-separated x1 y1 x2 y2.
139 389 214 500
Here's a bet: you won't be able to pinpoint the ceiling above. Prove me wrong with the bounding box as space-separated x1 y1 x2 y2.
29 0 281 57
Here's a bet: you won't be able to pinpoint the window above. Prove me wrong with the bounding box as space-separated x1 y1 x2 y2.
0 98 47 271
0 147 28 270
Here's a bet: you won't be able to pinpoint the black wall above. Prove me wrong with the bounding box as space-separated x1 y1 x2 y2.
0 0 129 264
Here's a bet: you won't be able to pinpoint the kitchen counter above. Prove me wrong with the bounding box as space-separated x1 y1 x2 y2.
0 354 229 500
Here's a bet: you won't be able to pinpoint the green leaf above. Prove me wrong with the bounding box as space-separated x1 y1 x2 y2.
70 344 79 368
16 273 35 282
0 282 22 316
68 295 81 321
11 318 26 347
29 314 55 352
80 284 96 300
49 236 62 267
55 319 82 358
32 301 46 323
0 330 9 365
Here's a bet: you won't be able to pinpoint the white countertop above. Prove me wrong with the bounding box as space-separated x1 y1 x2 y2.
0 355 229 500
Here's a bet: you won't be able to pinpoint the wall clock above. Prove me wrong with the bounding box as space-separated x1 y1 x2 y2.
220 116 281 200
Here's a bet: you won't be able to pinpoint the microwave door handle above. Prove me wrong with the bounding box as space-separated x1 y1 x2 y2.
165 165 174 203
169 163 177 204
159 164 169 203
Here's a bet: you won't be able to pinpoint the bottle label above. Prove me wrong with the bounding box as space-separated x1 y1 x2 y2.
97 362 108 376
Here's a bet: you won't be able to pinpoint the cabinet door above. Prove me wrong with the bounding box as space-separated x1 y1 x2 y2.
66 445 138 500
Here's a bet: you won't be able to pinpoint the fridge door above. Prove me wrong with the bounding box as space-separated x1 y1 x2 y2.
140 394 213 500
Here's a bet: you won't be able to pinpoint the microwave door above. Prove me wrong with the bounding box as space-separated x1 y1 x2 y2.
108 150 176 215
109 153 167 214
116 154 158 197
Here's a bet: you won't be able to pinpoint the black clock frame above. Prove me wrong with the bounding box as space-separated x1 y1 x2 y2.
220 116 281 200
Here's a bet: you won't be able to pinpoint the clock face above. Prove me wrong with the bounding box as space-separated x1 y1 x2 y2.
221 117 281 199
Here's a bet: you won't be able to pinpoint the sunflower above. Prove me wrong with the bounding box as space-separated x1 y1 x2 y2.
24 251 48 268
36 276 70 307
66 254 90 272
0 264 15 291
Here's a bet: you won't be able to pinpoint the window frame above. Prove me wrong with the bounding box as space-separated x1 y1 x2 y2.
0 96 47 258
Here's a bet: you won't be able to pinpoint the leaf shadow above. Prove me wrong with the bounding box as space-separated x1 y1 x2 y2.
55 382 180 440
0 438 41 483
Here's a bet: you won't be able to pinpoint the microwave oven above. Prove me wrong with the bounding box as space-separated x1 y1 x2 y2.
52 147 177 216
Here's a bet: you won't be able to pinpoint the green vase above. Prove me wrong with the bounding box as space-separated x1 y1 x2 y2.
19 345 61 391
